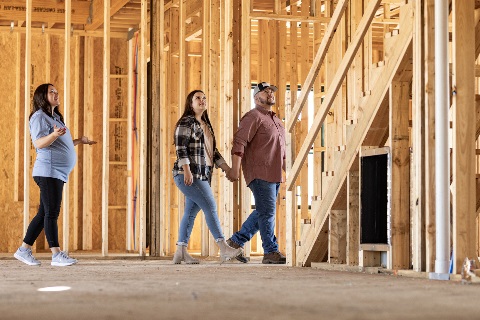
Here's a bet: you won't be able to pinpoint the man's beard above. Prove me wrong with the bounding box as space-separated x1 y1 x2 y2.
259 97 275 105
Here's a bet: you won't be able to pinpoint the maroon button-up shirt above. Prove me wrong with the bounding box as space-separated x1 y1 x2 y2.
232 105 286 186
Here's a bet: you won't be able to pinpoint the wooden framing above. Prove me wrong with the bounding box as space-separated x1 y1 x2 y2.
287 0 382 191
150 0 166 256
452 0 476 273
138 0 147 256
23 0 32 237
63 0 72 252
102 0 111 256
1 0 479 277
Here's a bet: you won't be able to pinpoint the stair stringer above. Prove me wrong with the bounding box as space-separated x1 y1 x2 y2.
297 4 414 267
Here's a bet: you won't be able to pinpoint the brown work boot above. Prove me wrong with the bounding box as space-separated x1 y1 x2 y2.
262 251 287 264
226 238 248 263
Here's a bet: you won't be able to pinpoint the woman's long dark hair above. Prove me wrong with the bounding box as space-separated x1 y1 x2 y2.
29 83 64 124
173 90 215 144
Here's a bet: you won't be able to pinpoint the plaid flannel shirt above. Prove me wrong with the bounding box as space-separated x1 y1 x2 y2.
172 115 226 180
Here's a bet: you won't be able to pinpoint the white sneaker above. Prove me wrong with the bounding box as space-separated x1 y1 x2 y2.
51 251 77 266
14 247 41 266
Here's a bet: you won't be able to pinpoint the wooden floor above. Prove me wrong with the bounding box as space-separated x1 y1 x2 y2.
1 256 480 320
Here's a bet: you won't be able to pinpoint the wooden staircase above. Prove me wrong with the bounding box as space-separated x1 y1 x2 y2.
294 1 414 266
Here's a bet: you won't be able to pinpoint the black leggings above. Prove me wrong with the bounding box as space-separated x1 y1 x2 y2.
23 176 64 248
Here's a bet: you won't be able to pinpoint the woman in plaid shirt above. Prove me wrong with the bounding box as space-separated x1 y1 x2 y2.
172 90 242 264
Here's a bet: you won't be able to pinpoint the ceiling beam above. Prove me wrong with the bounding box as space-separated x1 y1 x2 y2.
85 0 130 31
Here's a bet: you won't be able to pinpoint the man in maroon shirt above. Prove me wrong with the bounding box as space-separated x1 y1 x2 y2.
226 82 286 264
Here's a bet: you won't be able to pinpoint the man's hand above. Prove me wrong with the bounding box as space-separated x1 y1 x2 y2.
226 169 240 182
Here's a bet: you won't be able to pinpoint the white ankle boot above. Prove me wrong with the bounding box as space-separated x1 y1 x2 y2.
217 239 242 262
173 244 199 264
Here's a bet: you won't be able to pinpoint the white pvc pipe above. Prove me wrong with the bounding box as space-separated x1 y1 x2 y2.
434 0 450 275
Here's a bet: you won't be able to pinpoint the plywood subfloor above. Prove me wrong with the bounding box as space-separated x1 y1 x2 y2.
0 256 479 320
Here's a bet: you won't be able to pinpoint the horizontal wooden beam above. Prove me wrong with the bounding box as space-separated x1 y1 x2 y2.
0 0 89 25
86 0 130 31
250 12 330 23
0 25 126 38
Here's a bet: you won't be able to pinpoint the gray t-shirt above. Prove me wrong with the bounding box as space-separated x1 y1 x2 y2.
29 110 76 182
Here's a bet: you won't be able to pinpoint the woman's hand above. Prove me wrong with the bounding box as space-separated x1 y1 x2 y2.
183 168 193 186
53 124 66 137
33 125 65 149
80 136 97 145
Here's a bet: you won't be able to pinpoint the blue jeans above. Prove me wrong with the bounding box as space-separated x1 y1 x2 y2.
174 174 224 245
231 179 280 254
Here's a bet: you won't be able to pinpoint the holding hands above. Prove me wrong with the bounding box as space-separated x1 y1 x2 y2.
225 168 240 182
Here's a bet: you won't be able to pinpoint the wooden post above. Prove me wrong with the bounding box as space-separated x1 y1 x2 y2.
452 0 476 273
83 36 94 250
221 0 234 239
139 0 148 256
412 0 426 272
240 0 252 258
347 157 359 265
390 81 411 269
126 31 134 251
14 33 21 202
63 0 71 253
72 36 80 251
23 0 32 237
424 0 436 272
150 0 165 256
102 0 111 256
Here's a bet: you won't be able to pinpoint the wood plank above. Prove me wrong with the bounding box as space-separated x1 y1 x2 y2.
249 12 330 23
102 0 111 256
347 157 359 266
62 0 72 252
207 0 220 257
476 12 480 58
201 0 211 256
286 0 348 132
329 210 347 263
452 0 476 274
411 0 426 272
287 0 382 191
299 0 310 221
390 81 411 269
286 0 299 266
83 36 94 250
23 0 32 237
221 0 234 239
0 26 125 38
297 2 414 266
14 33 21 202
0 0 90 25
138 0 148 256
424 0 435 273
150 0 165 256
72 36 80 251
240 0 252 258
